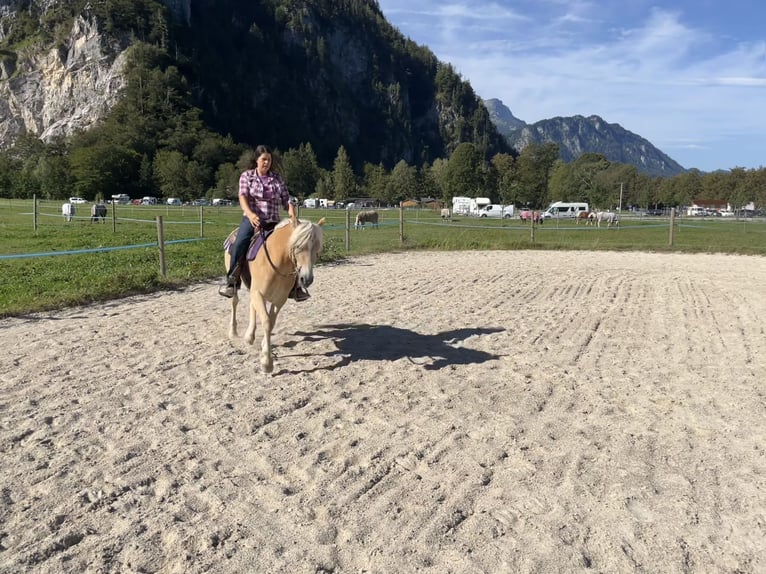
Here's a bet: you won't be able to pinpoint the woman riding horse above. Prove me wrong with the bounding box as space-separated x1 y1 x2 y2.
219 145 309 302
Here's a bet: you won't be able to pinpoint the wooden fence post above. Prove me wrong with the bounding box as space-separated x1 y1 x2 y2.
399 203 404 244
199 205 204 237
111 201 116 233
345 209 350 251
33 195 37 231
156 215 166 277
669 207 675 246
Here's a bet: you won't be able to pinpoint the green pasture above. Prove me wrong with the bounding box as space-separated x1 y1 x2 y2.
1 198 765 317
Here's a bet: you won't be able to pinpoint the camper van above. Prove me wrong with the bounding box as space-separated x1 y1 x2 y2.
542 201 589 219
478 204 514 218
452 196 491 216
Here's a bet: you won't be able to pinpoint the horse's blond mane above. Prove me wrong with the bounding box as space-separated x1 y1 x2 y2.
283 218 323 260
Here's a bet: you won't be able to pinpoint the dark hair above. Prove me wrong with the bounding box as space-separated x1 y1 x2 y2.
240 145 274 171
254 144 272 157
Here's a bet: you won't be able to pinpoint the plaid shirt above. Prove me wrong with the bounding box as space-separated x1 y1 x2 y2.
238 169 290 223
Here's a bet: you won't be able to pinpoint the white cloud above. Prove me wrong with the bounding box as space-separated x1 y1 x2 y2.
377 1 766 171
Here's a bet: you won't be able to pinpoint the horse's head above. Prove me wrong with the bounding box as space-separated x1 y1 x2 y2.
289 218 325 289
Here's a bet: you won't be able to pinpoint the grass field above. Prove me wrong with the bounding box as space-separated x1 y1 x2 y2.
1 198 765 317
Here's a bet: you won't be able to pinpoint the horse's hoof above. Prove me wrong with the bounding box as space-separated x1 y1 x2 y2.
261 356 273 374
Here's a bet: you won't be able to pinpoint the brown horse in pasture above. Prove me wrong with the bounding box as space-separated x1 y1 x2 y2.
354 210 379 229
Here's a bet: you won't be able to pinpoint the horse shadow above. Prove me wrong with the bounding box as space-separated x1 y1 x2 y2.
277 323 504 374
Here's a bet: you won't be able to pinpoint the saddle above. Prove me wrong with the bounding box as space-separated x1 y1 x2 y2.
223 225 276 288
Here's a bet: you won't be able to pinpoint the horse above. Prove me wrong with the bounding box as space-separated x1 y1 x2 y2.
440 208 451 221
91 203 107 223
355 210 379 229
596 211 620 228
62 203 75 222
224 216 325 373
576 211 592 225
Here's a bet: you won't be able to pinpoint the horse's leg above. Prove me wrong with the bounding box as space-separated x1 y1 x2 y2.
228 291 239 338
244 291 260 345
250 292 275 373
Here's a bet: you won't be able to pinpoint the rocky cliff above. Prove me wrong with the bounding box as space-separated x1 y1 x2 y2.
0 15 127 147
0 0 190 148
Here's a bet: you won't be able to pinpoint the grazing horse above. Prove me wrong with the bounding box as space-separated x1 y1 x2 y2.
355 210 379 229
224 216 325 373
596 211 620 228
440 208 451 221
576 211 592 225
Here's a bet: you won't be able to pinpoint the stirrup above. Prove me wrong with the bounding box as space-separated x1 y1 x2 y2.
290 286 311 302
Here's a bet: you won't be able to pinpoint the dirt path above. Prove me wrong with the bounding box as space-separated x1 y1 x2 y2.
1 250 764 573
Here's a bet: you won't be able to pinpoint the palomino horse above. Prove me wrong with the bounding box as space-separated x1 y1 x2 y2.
596 211 620 228
354 210 379 229
224 216 325 373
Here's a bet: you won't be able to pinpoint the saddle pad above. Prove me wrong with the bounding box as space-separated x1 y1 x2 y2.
223 227 274 261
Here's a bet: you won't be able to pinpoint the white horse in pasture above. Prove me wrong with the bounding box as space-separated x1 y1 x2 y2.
596 211 620 228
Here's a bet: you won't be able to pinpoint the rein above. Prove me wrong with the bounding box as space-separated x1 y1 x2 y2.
261 228 298 278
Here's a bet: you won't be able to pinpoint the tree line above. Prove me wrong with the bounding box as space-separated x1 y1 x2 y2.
3 124 765 212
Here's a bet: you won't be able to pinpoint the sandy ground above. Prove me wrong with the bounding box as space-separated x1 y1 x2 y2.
1 250 765 574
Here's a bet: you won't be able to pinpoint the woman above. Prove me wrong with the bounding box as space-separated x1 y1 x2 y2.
219 145 309 301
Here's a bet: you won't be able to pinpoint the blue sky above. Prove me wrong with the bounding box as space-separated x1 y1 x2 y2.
375 0 766 172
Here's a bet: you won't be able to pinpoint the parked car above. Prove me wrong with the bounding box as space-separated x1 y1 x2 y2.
166 198 182 206
191 199 209 206
69 196 87 204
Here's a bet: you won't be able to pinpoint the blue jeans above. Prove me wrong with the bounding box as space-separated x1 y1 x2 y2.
227 216 256 277
227 217 277 277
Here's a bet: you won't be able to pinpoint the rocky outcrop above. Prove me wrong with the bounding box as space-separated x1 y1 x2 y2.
0 15 127 147
483 98 526 133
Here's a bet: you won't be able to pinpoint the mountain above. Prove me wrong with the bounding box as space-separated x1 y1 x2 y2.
0 0 509 170
486 100 686 177
483 98 526 133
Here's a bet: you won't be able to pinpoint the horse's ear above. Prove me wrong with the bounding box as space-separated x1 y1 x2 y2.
290 214 298 227
317 217 326 226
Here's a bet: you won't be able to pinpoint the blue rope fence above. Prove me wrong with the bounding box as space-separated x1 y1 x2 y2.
0 238 202 260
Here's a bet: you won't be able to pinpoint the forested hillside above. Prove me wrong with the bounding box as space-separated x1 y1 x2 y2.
173 0 511 169
0 0 508 190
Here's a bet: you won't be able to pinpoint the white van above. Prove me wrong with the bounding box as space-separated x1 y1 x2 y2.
542 202 589 219
478 204 514 219
111 193 131 204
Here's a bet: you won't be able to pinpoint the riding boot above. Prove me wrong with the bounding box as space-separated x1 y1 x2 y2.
289 280 310 302
218 262 241 298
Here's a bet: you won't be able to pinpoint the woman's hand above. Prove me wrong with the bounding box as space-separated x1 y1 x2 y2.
248 212 260 228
